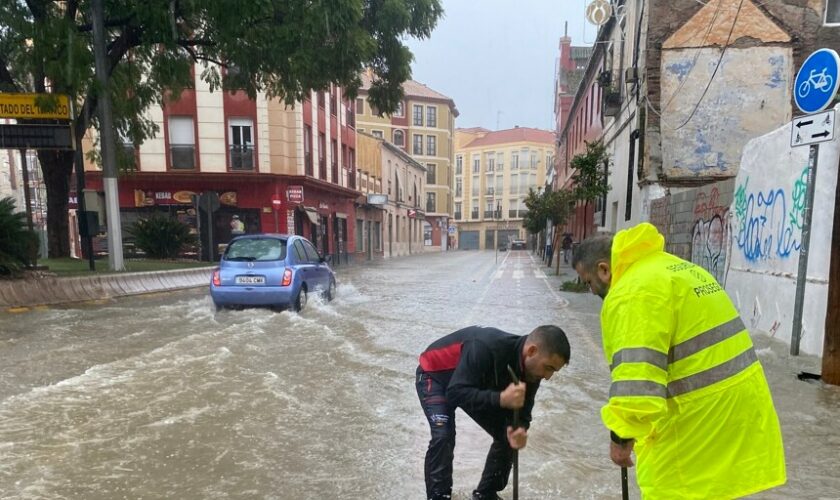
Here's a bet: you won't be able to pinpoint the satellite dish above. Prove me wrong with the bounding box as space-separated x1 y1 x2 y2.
585 0 613 26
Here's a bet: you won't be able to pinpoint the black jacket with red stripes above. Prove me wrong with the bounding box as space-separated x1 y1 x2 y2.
418 325 539 428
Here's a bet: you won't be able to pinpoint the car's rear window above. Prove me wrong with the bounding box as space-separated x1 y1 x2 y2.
225 238 286 261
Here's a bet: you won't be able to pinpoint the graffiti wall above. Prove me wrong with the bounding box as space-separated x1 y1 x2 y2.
726 107 839 356
647 179 735 284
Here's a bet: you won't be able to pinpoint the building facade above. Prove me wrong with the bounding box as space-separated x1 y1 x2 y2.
453 127 555 250
355 132 427 259
356 75 457 251
84 63 361 264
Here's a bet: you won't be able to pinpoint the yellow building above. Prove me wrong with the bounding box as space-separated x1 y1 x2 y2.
356 74 457 251
453 127 555 250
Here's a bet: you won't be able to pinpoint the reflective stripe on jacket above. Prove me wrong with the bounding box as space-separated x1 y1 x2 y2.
601 223 785 499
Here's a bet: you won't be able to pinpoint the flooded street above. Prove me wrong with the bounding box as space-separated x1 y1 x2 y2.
1 251 839 499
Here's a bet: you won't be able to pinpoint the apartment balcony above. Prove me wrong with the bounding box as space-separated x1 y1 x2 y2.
229 145 255 171
170 144 195 170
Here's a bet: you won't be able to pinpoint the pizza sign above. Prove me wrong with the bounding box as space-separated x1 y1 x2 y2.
287 185 304 204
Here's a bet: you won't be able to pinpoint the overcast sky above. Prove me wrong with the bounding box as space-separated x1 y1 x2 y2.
405 0 593 132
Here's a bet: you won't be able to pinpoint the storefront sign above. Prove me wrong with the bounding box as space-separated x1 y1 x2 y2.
408 209 417 218
366 193 387 205
0 93 71 120
132 190 237 207
287 185 304 204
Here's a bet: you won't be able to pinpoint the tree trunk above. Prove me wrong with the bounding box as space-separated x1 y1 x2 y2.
38 150 76 258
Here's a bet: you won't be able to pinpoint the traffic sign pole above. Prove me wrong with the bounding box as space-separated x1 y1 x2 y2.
791 143 820 355
788 48 839 355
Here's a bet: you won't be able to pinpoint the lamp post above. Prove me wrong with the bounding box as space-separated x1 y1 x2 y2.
494 199 501 264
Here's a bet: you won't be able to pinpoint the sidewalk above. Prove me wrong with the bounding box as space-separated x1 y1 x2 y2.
0 266 215 310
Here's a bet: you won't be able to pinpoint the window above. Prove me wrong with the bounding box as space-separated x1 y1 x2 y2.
426 163 436 184
511 152 519 170
456 155 463 175
496 152 504 171
530 151 538 170
472 155 480 173
228 118 254 170
413 105 423 126
827 0 840 24
471 203 479 219
454 202 462 220
413 134 423 155
393 129 405 146
486 153 495 172
426 192 436 213
304 125 313 175
426 135 436 156
374 221 381 250
455 178 462 197
371 130 384 139
471 178 479 196
356 98 365 115
318 133 326 178
370 104 381 116
426 106 437 127
393 101 404 117
168 116 195 170
331 139 338 182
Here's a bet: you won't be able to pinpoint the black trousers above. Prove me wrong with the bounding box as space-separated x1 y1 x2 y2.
416 367 514 499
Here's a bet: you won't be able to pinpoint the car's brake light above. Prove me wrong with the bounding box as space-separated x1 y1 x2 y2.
212 269 221 286
281 268 292 286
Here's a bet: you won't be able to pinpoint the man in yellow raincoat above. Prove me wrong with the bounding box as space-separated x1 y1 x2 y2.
572 222 785 499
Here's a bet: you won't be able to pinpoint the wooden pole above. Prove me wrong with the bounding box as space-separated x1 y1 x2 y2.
822 153 840 385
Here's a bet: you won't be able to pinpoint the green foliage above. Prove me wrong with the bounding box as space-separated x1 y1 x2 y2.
0 197 39 276
522 188 575 234
571 140 611 204
128 214 197 259
561 279 589 293
1 0 442 256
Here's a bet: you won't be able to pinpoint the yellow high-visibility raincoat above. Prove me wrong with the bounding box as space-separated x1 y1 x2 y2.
601 223 785 499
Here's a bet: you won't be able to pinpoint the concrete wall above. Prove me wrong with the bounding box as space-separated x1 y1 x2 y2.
726 105 840 356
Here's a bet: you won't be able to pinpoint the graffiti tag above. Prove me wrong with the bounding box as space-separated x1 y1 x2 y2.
734 176 802 262
690 187 729 283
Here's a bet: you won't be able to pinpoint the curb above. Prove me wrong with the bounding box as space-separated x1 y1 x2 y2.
0 267 216 309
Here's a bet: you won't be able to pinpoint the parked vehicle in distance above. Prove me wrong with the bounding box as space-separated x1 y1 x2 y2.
511 239 526 250
210 234 336 312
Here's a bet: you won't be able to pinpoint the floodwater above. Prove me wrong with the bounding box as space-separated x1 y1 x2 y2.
0 251 838 499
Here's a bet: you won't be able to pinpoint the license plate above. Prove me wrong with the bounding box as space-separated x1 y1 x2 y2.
235 275 265 285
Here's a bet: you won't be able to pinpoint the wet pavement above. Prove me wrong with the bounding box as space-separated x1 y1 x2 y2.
0 250 838 499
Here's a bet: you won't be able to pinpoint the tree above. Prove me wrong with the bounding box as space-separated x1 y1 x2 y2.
523 187 574 235
0 197 39 275
0 0 442 257
570 140 610 239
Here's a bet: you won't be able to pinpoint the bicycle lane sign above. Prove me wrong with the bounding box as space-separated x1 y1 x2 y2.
794 48 840 114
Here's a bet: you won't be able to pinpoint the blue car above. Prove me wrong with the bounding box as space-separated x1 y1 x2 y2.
210 234 336 311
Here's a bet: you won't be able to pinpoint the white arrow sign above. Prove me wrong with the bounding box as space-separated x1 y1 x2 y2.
791 109 835 148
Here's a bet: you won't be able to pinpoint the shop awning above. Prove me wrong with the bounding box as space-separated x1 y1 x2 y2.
303 206 320 225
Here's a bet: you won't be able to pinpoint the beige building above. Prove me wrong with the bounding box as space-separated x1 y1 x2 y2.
453 127 555 250
356 132 426 259
356 75 457 251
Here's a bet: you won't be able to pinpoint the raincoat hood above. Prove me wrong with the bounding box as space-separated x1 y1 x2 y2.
611 222 665 284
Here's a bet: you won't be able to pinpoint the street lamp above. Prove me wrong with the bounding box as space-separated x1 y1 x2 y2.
494 199 501 264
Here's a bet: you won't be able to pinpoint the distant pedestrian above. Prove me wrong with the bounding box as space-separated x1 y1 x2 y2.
561 233 573 264
416 325 570 500
572 223 786 498
230 215 245 236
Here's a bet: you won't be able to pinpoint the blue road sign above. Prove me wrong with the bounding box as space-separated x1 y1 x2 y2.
794 48 840 114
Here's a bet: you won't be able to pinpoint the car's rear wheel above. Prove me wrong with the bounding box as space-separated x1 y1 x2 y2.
294 286 308 312
325 278 336 301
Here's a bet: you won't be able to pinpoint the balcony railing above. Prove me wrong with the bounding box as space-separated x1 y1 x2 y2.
454 211 462 220
170 144 195 170
509 209 527 218
229 145 254 171
471 211 479 220
483 210 497 219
